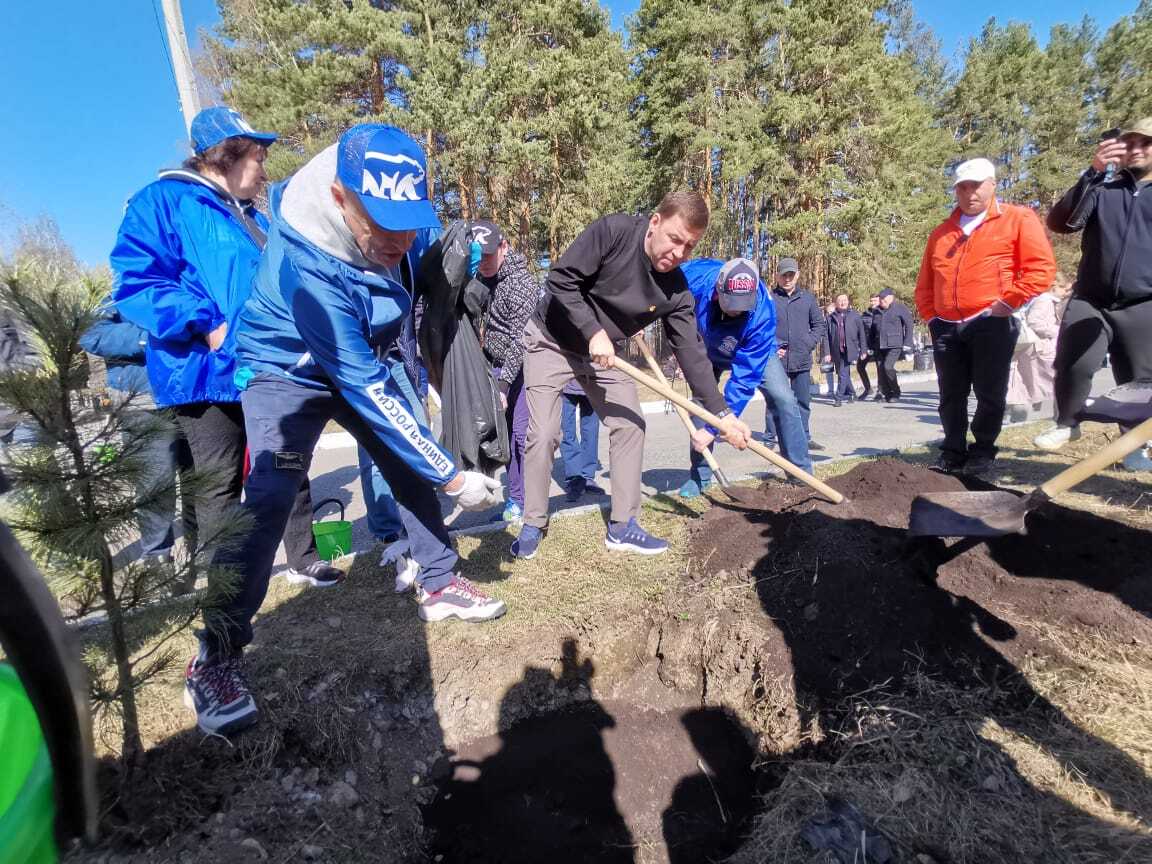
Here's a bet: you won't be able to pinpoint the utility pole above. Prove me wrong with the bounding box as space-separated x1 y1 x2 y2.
160 0 202 134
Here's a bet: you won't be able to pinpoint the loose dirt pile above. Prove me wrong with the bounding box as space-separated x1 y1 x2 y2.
688 458 1152 706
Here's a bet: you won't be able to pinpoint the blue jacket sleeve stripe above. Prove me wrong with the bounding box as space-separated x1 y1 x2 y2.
288 267 457 486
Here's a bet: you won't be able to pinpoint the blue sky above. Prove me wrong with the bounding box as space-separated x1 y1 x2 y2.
0 0 1138 265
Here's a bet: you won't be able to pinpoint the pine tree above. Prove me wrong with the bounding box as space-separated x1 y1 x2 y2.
0 244 240 771
1096 0 1152 124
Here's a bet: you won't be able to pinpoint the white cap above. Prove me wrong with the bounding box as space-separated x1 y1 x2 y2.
953 157 996 186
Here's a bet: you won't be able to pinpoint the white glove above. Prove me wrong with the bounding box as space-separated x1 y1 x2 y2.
446 472 503 511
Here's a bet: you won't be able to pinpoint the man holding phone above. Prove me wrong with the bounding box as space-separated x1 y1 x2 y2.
915 157 1056 475
1034 119 1152 471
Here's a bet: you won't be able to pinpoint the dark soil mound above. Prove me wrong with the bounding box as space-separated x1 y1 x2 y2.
424 703 757 864
689 458 1152 705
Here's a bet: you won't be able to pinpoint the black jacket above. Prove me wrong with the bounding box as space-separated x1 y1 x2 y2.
770 286 824 373
1048 168 1152 310
872 301 913 351
861 308 880 350
538 213 726 414
825 310 868 360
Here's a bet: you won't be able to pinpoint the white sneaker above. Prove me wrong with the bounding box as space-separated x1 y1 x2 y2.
417 575 506 622
1121 447 1152 472
1033 424 1081 451
393 553 419 593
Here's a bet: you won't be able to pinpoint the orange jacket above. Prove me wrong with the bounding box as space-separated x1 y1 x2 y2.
914 199 1056 321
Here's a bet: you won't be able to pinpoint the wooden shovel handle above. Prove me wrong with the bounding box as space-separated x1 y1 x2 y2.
612 356 845 504
630 335 731 487
1039 415 1152 498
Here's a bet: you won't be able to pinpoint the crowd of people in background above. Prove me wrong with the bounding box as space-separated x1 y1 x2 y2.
59 106 1151 737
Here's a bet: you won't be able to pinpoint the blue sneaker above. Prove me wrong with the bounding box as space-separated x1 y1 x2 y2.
183 654 258 736
502 500 524 524
605 519 668 556
678 478 713 499
511 525 544 559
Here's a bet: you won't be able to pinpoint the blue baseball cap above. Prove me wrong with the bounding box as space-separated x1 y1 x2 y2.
336 124 440 231
190 106 278 154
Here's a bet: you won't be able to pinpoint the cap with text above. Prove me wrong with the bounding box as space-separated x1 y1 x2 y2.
716 258 759 313
337 125 440 231
190 106 278 155
952 157 996 187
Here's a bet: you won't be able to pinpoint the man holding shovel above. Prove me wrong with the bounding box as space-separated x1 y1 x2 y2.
676 257 813 498
511 191 752 560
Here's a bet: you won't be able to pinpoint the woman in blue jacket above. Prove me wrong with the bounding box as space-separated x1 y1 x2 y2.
110 107 339 588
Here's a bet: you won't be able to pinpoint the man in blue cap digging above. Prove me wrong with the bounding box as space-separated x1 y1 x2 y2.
185 125 506 736
676 257 812 498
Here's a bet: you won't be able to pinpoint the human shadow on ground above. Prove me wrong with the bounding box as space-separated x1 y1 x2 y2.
734 497 1152 833
424 639 635 864
424 639 762 864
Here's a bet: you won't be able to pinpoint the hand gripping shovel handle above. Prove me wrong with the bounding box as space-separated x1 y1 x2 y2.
630 335 732 487
611 356 845 504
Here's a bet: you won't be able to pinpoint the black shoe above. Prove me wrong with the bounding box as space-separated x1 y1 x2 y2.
873 393 885 402
860 389 872 399
962 454 995 476
564 476 586 503
808 440 825 451
886 396 901 403
834 399 842 407
583 481 606 496
931 453 966 474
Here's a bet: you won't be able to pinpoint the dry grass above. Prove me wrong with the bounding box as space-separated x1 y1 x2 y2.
74 431 1152 862
728 646 1152 863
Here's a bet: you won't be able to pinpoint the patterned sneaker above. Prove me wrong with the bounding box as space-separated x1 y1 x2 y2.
1033 424 1081 451
183 655 258 736
284 561 343 588
418 575 507 622
393 553 419 593
604 518 669 556
511 525 544 560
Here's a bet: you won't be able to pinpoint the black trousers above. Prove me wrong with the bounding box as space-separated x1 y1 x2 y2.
856 356 872 393
876 349 902 398
1053 296 1152 427
173 401 319 570
929 315 1018 459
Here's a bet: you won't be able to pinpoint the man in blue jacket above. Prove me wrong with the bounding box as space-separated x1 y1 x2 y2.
677 258 812 497
762 258 825 449
187 125 506 736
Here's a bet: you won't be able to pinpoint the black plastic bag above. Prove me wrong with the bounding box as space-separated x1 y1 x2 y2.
417 222 509 474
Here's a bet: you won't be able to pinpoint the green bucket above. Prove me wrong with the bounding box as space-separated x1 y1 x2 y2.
312 498 352 562
0 663 57 864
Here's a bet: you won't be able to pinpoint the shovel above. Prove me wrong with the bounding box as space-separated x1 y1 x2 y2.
611 356 846 504
909 413 1152 537
629 335 740 502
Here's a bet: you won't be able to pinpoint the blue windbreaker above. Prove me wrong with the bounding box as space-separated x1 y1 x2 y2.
79 302 151 395
682 258 776 417
233 182 456 487
110 170 267 406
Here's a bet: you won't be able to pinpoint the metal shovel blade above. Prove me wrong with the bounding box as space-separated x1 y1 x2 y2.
908 490 1030 537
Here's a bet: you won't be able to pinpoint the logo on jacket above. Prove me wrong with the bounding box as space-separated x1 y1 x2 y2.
365 382 452 477
362 151 427 202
